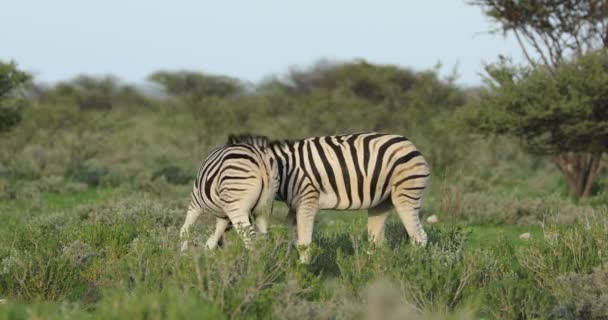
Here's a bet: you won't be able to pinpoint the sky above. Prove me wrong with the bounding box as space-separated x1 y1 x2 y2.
1 0 524 87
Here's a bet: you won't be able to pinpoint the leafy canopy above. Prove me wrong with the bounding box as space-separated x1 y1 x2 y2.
0 61 29 133
464 50 608 154
148 71 245 100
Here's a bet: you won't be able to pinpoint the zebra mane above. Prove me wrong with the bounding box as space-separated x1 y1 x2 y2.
227 134 272 148
227 133 297 149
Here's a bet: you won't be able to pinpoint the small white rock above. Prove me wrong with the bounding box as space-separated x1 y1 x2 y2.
519 233 531 241
426 214 439 224
0 299 6 304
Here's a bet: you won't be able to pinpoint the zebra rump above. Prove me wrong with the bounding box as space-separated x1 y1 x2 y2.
179 141 278 251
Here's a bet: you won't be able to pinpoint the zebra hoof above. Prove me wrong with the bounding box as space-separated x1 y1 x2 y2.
411 235 428 248
297 245 311 264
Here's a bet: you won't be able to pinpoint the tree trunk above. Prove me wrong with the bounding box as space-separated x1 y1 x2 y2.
552 152 603 199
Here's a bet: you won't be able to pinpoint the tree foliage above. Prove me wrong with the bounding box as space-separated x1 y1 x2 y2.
469 52 608 154
259 60 464 111
148 71 245 100
0 61 29 133
47 75 148 110
469 0 608 198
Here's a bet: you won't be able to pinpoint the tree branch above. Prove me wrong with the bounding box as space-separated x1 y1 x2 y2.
513 29 538 67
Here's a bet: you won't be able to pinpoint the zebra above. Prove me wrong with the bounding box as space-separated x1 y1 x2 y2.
179 141 279 252
227 132 431 263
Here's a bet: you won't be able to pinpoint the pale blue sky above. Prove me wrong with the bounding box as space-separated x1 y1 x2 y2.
1 0 523 86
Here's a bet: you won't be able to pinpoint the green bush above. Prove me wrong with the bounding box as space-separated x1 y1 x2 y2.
152 165 194 185
555 266 608 319
68 166 109 187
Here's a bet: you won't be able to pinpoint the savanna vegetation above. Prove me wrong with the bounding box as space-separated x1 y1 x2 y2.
1 1 608 319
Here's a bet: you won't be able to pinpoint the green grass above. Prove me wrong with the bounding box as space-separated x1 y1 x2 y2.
466 225 542 249
41 188 113 210
0 188 113 214
0 187 607 319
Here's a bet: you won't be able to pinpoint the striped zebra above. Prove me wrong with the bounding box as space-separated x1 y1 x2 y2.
179 141 278 252
227 132 430 263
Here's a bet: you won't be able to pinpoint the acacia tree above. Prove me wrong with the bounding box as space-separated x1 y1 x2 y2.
0 61 29 133
469 0 608 198
147 71 247 152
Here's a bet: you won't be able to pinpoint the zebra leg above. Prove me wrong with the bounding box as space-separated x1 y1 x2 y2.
367 199 393 247
226 210 256 249
391 186 428 247
295 203 319 264
255 214 268 235
253 204 271 236
179 206 203 252
286 208 296 244
205 217 230 250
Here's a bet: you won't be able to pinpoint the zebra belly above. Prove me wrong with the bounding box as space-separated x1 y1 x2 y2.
317 189 390 210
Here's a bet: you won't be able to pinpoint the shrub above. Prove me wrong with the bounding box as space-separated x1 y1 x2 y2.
151 165 194 185
555 266 608 320
67 166 108 187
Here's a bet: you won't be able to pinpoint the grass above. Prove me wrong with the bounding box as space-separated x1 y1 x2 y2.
466 225 542 249
40 188 113 210
0 185 606 319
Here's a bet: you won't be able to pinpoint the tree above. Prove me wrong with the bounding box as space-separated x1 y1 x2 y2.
466 51 608 198
0 61 29 133
469 0 608 198
471 0 608 66
48 75 147 110
148 71 245 100
260 59 463 110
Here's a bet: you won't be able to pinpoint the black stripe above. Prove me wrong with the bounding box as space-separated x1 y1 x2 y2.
297 140 306 174
219 187 248 193
369 137 410 202
273 145 290 199
295 171 307 196
204 153 258 200
306 140 325 193
270 147 284 199
219 175 256 185
200 149 229 205
394 174 430 188
191 190 202 208
221 165 251 173
379 150 422 196
312 137 340 205
198 148 224 190
404 186 426 190
326 136 352 208
346 134 364 206
286 142 298 197
222 153 259 166
299 188 318 202
251 179 264 212
399 194 421 201
362 133 386 171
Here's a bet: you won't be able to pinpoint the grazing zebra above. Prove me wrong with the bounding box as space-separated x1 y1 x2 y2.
227 132 430 263
179 141 278 252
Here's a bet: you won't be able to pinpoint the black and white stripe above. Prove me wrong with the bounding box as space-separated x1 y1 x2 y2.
228 132 430 263
179 141 278 251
